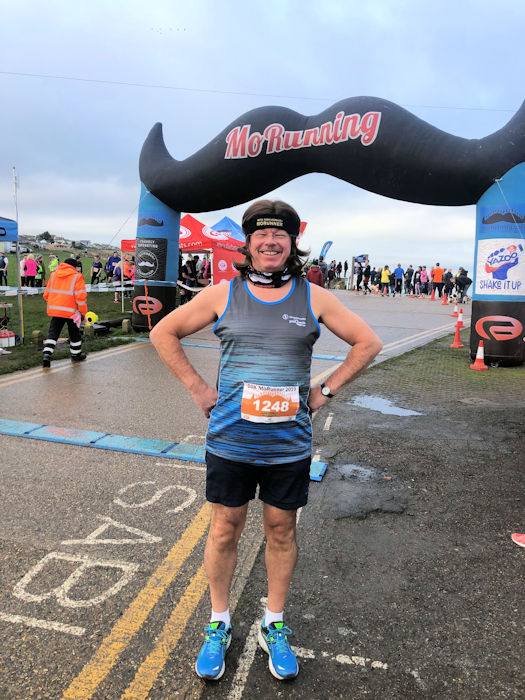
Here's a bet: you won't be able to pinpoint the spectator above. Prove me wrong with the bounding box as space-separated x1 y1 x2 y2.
432 262 445 297
75 255 83 275
362 262 371 294
404 264 414 294
306 259 324 287
443 268 454 298
0 253 8 285
318 255 328 282
414 266 422 296
24 254 38 287
194 255 203 276
389 268 396 296
394 263 404 295
327 263 336 289
336 261 342 279
370 267 377 285
180 258 196 304
355 261 363 292
19 254 27 286
49 254 59 274
105 251 121 283
455 268 472 303
380 265 390 295
42 257 88 368
35 256 46 288
420 266 429 295
113 259 122 303
343 259 348 278
90 255 103 284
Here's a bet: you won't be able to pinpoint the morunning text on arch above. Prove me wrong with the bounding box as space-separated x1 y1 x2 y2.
225 110 382 159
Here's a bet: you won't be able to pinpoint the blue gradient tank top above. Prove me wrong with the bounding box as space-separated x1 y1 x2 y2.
206 276 321 465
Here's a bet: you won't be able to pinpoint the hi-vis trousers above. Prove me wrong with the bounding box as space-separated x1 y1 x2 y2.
43 317 83 358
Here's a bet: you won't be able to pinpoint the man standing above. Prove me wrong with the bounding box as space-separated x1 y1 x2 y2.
432 262 445 297
318 255 328 284
90 255 103 284
0 252 8 285
404 264 414 295
42 257 88 368
105 250 121 283
150 200 382 681
394 263 404 295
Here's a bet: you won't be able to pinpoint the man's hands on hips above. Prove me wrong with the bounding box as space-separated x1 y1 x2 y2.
193 384 218 418
308 384 331 413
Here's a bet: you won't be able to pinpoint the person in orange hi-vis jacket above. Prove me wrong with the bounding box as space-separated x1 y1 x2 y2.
42 257 88 369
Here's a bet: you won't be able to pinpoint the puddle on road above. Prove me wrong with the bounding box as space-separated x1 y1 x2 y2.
350 395 422 417
331 463 408 519
338 464 377 481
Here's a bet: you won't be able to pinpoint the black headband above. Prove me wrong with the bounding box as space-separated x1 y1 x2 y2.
243 213 300 238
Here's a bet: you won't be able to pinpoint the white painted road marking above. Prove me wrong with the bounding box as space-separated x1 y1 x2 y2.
13 552 139 608
113 481 197 512
154 461 206 472
323 413 334 431
61 515 162 545
0 612 86 637
229 598 267 700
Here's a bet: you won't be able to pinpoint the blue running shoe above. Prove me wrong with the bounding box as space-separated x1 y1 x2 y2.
258 621 299 680
195 621 232 680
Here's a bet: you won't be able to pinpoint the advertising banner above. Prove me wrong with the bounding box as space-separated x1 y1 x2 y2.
320 241 333 258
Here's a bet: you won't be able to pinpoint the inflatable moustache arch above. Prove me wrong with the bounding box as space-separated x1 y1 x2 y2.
140 96 525 212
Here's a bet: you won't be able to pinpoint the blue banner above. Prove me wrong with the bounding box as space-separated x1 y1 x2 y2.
0 217 18 243
320 241 333 258
355 254 367 264
473 163 525 302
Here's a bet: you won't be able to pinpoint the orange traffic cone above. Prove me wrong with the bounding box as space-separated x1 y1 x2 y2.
441 293 448 306
470 341 488 370
430 288 435 301
409 290 414 298
457 307 464 328
374 288 379 295
450 323 464 348
451 302 458 317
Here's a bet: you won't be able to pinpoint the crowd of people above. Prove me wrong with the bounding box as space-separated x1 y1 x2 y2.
305 258 472 302
178 253 212 303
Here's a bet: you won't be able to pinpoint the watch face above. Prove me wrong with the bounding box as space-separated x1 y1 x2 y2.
322 385 330 396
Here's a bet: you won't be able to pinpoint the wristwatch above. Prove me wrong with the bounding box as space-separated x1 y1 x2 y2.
320 383 335 398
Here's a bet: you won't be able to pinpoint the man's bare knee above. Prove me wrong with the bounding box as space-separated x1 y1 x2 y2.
208 503 248 550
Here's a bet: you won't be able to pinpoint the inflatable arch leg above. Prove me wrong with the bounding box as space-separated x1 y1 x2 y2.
132 184 180 332
471 163 525 366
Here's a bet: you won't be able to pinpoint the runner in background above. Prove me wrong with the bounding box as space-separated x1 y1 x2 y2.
150 199 382 682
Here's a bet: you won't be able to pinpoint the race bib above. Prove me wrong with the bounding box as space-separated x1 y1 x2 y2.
241 383 300 423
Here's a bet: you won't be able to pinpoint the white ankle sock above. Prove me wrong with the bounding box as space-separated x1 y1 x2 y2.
210 608 230 627
264 608 284 627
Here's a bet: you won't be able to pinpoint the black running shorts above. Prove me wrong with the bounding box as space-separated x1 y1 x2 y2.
205 451 311 510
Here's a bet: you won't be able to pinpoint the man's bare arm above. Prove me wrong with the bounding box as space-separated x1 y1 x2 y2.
308 285 383 411
149 284 229 417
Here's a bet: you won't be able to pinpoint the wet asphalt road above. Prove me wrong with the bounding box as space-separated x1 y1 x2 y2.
0 293 480 699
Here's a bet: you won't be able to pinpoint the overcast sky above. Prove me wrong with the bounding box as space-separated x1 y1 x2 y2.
1 0 523 272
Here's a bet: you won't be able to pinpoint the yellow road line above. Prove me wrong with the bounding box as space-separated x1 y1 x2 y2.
0 342 146 388
62 502 211 700
121 563 209 699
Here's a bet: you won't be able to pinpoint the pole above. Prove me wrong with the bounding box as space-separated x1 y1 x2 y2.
12 166 24 343
349 256 355 291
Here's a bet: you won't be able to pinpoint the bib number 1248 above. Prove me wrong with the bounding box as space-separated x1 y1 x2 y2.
241 383 300 423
